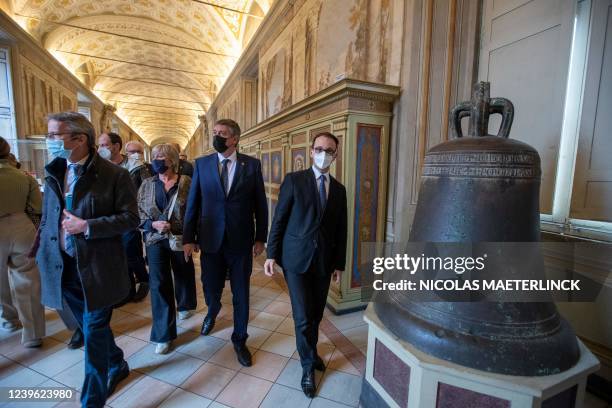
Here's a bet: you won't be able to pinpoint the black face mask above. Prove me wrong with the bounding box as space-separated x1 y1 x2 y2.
213 135 229 153
152 159 168 174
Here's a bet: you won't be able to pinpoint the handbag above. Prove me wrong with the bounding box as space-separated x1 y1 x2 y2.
166 191 183 251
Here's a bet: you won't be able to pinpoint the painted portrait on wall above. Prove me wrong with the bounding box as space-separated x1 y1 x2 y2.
271 151 282 184
352 124 382 288
270 199 277 222
291 147 306 172
261 152 270 183
265 49 286 118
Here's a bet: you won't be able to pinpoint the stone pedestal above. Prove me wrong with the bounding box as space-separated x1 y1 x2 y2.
360 304 600 408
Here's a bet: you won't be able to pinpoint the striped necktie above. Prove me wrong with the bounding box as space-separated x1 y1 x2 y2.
64 163 81 257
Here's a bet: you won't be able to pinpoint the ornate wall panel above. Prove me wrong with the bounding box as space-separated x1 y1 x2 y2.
19 55 77 136
351 124 382 289
261 151 270 183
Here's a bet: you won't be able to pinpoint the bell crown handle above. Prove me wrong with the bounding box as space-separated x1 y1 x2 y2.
449 82 514 139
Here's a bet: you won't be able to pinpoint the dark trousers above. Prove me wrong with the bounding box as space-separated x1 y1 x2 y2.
121 230 148 283
201 243 252 344
284 261 332 371
61 252 124 408
146 239 196 342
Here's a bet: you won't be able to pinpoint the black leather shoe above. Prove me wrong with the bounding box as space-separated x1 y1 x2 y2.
314 355 325 371
301 368 316 398
200 317 215 336
234 343 252 367
132 282 149 302
67 328 83 349
107 360 129 397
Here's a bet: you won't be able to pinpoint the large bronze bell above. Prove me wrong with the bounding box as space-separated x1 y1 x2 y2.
374 82 579 376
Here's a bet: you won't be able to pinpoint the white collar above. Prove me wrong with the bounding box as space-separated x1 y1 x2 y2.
217 150 237 163
311 166 329 181
67 155 89 166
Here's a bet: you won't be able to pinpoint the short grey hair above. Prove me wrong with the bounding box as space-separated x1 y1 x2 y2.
47 112 95 148
215 119 241 141
125 140 144 152
152 143 179 173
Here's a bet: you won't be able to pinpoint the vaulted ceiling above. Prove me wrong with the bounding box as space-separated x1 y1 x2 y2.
10 0 270 147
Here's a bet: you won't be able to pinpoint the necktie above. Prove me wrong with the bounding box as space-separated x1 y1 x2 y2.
64 163 81 257
66 164 81 199
318 174 327 210
220 159 229 195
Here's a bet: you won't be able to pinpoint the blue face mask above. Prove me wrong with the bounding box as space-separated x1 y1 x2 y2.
152 159 169 174
46 139 72 160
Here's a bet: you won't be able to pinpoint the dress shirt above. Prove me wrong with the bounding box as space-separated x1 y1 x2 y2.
61 155 89 252
217 150 238 192
311 166 330 199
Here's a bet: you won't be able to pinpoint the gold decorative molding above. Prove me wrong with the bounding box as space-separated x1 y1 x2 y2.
333 117 348 131
242 79 400 142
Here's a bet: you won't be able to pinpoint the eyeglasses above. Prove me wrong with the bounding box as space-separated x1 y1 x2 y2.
126 149 143 154
46 132 76 140
313 147 336 155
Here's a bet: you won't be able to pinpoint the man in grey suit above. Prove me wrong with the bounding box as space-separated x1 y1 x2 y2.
37 112 139 407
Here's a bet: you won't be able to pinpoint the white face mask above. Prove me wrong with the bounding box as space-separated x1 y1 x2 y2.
127 153 144 171
98 146 112 160
313 151 334 170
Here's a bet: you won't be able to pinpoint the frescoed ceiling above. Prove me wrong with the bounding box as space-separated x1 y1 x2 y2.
8 0 270 147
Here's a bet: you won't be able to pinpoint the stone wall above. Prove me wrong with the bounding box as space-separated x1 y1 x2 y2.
192 0 405 149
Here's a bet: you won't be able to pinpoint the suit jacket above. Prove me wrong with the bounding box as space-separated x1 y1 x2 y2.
128 163 153 190
267 168 347 275
37 150 139 310
179 159 194 177
183 152 268 253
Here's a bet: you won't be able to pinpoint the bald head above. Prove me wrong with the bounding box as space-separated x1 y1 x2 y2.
125 140 145 154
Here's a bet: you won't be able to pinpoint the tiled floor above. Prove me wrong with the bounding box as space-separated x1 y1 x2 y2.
0 257 367 408
0 256 609 408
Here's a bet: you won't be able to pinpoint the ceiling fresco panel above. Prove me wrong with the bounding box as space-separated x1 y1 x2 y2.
7 0 270 146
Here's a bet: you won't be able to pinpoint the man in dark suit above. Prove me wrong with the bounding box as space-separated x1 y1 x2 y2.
183 118 267 367
172 143 194 177
37 112 139 406
264 132 347 398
